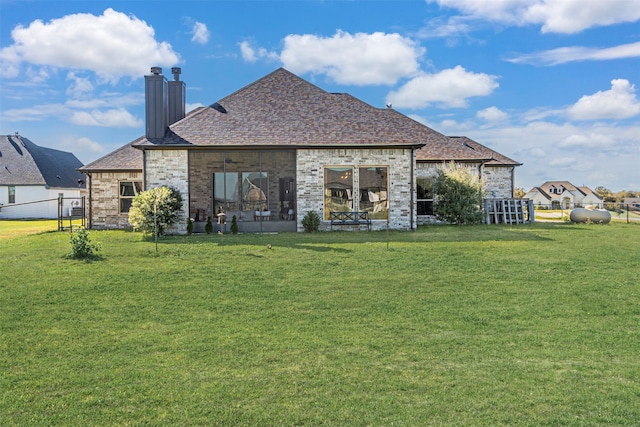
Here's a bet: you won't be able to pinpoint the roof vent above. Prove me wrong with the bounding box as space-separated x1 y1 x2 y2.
150 67 162 75
211 102 227 114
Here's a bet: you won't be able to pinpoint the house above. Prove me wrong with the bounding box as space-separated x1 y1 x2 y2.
524 181 603 209
623 197 640 210
80 67 520 232
0 134 86 219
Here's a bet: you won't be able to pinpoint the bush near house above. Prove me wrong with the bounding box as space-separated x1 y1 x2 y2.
434 164 485 224
128 186 183 236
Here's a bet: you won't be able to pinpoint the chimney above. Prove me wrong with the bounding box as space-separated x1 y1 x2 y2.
168 67 185 125
145 67 168 139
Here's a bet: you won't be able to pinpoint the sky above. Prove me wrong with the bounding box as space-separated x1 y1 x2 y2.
1 0 639 192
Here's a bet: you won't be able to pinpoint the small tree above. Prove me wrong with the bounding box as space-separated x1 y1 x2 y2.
434 163 485 225
230 215 238 234
302 210 321 232
128 186 183 236
205 216 213 234
67 228 99 259
186 217 194 235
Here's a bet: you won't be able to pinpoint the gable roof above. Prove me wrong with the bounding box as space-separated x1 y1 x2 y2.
84 68 520 171
135 68 447 149
79 139 143 172
0 134 85 188
526 181 602 201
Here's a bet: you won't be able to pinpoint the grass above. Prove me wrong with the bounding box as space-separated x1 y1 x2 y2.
1 222 639 425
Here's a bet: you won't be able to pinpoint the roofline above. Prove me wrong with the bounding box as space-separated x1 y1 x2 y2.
78 168 142 173
132 143 427 150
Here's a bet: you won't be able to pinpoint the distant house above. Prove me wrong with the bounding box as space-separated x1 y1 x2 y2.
524 181 603 209
624 198 640 210
0 134 86 219
80 67 520 232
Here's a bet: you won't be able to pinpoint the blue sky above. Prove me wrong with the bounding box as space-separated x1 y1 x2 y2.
1 0 639 191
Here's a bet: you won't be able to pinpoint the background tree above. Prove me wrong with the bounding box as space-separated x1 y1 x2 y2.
434 163 485 224
128 186 183 236
514 187 526 199
594 186 615 202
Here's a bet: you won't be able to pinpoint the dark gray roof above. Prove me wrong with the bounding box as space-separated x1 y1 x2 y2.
0 135 85 188
79 139 144 172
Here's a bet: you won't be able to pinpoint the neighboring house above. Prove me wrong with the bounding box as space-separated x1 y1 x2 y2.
80 67 520 232
0 134 86 219
524 181 603 209
624 198 640 210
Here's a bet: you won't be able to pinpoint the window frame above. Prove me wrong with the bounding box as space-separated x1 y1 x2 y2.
119 181 142 214
417 177 435 216
8 185 15 204
358 166 388 220
324 167 354 220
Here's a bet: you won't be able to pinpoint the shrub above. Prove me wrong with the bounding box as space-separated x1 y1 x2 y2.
186 218 193 235
205 216 213 234
302 210 321 232
128 186 183 236
67 228 99 259
434 163 485 225
230 215 238 234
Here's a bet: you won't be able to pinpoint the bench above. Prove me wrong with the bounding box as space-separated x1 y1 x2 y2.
329 211 371 231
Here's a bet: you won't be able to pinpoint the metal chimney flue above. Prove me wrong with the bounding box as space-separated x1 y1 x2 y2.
171 67 181 81
145 67 168 139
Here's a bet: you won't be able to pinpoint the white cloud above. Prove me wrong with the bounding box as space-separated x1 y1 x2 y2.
427 0 640 33
70 108 142 127
477 106 508 121
186 102 206 113
386 65 498 108
191 22 210 44
454 120 640 191
280 30 424 85
239 41 278 63
560 133 615 148
0 8 180 83
507 42 640 66
567 79 640 120
66 72 94 98
61 136 105 154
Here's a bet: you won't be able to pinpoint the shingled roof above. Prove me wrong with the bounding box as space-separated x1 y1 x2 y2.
0 134 85 188
135 68 450 149
79 139 144 172
83 68 519 170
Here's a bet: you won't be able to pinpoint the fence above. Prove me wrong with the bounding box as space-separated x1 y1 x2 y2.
532 202 639 224
0 196 86 230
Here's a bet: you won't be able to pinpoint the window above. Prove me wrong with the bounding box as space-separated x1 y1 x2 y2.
324 167 353 219
242 172 268 211
119 182 142 213
214 172 240 213
417 178 434 215
359 167 388 219
8 186 15 204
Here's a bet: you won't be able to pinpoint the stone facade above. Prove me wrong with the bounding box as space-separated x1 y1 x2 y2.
87 171 143 229
144 149 189 234
296 148 416 231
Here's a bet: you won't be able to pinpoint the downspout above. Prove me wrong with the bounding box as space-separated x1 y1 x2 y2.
87 172 92 229
142 148 147 190
410 148 415 230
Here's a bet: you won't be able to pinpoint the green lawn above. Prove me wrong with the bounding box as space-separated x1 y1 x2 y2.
1 223 639 426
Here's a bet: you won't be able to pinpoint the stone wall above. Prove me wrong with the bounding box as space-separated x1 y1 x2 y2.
88 171 142 229
145 149 189 234
296 148 416 231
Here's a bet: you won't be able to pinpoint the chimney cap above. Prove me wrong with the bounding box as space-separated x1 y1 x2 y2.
171 67 182 81
150 66 162 75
